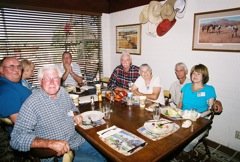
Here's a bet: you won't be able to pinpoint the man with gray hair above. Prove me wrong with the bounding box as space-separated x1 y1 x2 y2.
10 64 106 162
108 51 139 93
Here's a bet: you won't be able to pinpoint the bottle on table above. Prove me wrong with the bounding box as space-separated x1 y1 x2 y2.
127 90 133 106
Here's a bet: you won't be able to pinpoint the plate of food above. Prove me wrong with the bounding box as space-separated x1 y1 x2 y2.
81 111 104 123
145 102 159 112
161 107 183 118
105 90 127 102
144 121 174 134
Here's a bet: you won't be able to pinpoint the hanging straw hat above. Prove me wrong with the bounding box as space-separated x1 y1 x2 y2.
148 1 163 24
146 22 158 37
139 5 149 24
174 0 187 19
160 0 176 21
156 18 176 36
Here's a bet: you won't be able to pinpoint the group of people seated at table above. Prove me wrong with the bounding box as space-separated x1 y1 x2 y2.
0 50 223 161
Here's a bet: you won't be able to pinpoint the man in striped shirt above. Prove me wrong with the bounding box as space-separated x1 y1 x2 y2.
108 51 139 93
59 51 83 86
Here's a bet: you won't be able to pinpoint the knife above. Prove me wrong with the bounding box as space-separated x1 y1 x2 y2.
127 142 146 153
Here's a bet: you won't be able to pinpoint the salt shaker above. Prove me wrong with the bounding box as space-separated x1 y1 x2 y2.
90 96 95 105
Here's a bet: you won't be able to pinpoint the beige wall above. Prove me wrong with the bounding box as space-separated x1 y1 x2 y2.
102 0 240 151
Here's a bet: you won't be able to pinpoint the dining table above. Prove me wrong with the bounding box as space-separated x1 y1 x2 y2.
75 95 212 162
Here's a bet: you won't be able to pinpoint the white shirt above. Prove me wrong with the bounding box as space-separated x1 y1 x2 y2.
58 62 82 86
169 78 191 107
134 75 165 105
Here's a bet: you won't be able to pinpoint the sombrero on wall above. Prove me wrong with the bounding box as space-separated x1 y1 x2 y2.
160 0 176 21
156 18 176 36
148 1 163 24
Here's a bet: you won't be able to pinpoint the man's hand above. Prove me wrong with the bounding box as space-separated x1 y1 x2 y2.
74 114 83 125
48 140 70 156
213 100 223 114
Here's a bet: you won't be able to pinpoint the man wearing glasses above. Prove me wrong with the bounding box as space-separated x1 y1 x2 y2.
11 64 106 161
0 57 31 126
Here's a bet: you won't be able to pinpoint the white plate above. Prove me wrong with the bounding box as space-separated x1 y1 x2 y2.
161 107 183 118
81 111 104 122
144 121 174 134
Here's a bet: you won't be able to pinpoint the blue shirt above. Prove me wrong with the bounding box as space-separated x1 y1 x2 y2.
10 87 85 157
21 79 31 90
0 76 31 118
181 83 216 113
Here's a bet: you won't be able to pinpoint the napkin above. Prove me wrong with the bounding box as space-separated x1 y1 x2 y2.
182 110 201 120
182 120 192 128
97 125 122 138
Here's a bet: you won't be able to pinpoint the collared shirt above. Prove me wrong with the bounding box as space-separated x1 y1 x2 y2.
107 64 139 90
58 62 82 86
10 87 85 161
169 78 191 107
134 75 165 105
21 79 31 90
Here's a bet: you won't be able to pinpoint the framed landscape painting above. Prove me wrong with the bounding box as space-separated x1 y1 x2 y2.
116 24 141 55
192 8 240 52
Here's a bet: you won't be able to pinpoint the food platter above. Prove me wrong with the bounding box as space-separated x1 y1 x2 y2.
144 121 174 134
161 107 183 118
105 90 127 102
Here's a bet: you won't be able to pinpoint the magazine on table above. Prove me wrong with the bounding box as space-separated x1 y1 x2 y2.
97 126 146 155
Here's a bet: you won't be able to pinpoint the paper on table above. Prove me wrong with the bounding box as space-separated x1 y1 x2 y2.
97 125 122 138
98 126 146 156
81 86 95 91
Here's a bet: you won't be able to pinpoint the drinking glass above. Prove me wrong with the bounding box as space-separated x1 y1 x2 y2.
139 96 147 108
153 106 161 120
103 105 110 120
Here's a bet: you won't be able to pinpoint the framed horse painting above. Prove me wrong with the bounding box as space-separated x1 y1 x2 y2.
116 24 141 55
192 7 240 52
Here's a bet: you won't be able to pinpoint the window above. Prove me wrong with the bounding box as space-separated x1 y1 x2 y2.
0 7 102 85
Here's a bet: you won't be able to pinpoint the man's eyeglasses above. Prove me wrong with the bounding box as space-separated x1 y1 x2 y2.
42 77 60 82
3 65 22 70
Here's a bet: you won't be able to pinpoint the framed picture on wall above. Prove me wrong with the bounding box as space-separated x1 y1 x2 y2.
116 24 141 55
192 7 240 52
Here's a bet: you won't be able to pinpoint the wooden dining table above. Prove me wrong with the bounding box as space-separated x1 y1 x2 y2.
75 96 212 162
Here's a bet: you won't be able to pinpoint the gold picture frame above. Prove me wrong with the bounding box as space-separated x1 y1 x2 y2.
116 24 141 55
192 7 240 52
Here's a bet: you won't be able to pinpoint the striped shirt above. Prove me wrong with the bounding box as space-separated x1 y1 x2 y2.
108 64 139 90
58 62 82 86
10 87 85 162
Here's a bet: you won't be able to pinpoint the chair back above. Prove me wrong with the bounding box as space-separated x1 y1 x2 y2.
0 117 14 132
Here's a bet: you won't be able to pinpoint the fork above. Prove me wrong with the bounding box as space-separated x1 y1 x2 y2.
88 116 97 127
101 127 117 135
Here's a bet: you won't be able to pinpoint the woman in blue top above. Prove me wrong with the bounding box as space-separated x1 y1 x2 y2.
178 64 216 155
178 64 216 116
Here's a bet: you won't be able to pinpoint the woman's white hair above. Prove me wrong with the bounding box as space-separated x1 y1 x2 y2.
38 64 63 81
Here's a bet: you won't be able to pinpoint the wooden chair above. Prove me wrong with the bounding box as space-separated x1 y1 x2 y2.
191 107 215 160
0 117 74 162
163 90 171 106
